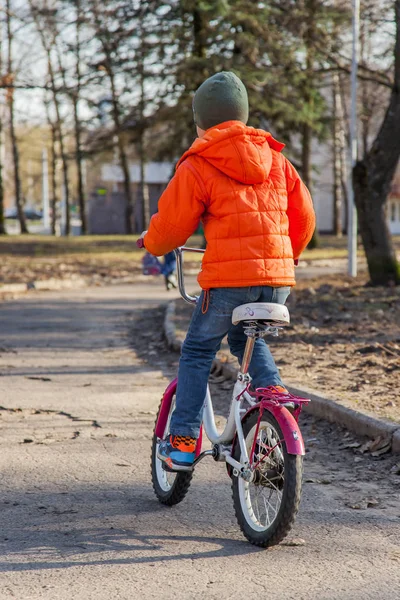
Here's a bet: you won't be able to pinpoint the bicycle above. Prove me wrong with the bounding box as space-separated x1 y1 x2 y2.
138 241 310 547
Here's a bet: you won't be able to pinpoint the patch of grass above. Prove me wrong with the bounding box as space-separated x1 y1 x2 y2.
0 235 140 257
302 248 354 261
0 234 206 258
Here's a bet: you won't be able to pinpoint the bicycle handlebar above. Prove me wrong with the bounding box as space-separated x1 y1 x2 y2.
174 246 205 305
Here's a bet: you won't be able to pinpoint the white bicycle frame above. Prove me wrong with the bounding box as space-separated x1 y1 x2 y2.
201 381 256 476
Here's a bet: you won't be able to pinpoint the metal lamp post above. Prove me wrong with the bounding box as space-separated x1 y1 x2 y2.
42 148 50 233
348 0 360 277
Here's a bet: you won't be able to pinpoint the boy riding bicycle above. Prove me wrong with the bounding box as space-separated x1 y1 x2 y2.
141 71 315 471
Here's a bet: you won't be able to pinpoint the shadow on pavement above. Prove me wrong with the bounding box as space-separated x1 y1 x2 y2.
0 482 262 573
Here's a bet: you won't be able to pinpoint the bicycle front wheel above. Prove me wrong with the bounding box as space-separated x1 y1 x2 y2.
151 396 193 506
232 409 303 547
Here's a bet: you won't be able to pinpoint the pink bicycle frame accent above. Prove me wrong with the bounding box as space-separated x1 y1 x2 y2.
265 402 305 455
243 400 306 456
155 378 203 458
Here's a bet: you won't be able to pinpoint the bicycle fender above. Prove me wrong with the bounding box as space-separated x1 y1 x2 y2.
267 405 305 456
154 378 203 458
230 405 305 459
155 379 177 439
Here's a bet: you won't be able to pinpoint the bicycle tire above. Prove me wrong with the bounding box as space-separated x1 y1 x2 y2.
232 409 303 547
151 397 193 506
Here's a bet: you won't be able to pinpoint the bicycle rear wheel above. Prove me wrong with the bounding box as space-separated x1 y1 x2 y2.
232 409 303 547
151 396 193 506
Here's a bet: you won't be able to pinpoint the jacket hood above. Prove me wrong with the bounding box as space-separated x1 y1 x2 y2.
177 121 285 185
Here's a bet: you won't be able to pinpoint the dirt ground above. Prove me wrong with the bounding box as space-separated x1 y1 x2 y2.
172 274 400 425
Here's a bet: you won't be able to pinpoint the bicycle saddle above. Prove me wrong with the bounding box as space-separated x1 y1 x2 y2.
232 303 290 326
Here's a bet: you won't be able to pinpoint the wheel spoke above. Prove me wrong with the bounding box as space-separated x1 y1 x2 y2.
263 494 271 527
238 419 286 531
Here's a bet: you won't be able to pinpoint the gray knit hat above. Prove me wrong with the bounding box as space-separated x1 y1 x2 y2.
193 72 249 131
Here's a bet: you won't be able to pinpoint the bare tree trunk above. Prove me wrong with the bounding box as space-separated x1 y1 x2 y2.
73 0 86 234
353 0 400 285
90 0 134 233
6 0 28 234
301 123 312 191
303 0 319 249
137 128 150 230
109 68 134 234
193 6 207 64
50 122 58 235
332 71 344 237
56 1 86 234
137 8 149 231
302 125 319 250
0 115 5 235
45 96 58 236
332 85 342 236
51 86 70 236
0 24 6 235
353 166 399 284
29 0 70 235
360 11 371 160
338 72 349 231
73 101 86 233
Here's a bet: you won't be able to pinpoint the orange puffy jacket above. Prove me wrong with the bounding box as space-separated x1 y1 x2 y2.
144 121 315 289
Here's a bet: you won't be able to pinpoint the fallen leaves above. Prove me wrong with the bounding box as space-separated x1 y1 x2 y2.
346 497 380 510
282 538 306 547
357 342 400 359
358 435 392 457
342 441 361 449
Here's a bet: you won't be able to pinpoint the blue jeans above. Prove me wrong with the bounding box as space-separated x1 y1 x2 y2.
170 286 290 438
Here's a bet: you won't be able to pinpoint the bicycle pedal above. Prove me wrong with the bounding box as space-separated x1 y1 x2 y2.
161 462 177 473
161 461 193 473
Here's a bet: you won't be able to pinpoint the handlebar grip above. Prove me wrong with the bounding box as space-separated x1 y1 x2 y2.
136 238 145 249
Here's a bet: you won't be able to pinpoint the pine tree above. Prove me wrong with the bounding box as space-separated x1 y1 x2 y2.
153 0 348 169
152 0 229 160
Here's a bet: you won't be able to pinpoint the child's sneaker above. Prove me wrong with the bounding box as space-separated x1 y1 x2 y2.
265 385 290 395
157 434 196 471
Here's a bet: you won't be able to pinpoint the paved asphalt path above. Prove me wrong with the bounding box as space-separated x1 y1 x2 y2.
0 280 399 600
